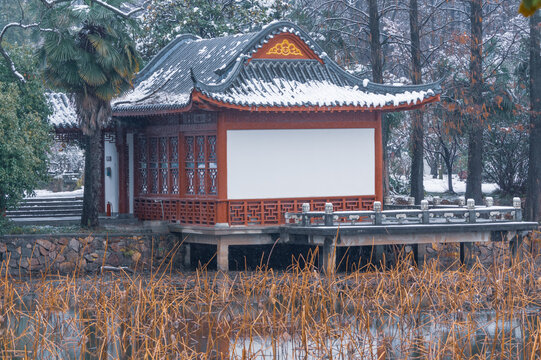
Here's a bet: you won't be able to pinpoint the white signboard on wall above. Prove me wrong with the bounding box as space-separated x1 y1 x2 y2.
227 128 375 199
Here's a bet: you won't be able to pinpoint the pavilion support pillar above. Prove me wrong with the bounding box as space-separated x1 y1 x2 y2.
217 238 229 272
374 245 384 269
116 128 128 215
459 242 472 268
183 243 191 269
320 238 336 274
510 233 524 263
415 244 427 269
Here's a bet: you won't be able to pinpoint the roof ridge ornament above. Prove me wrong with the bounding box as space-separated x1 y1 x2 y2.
266 39 303 57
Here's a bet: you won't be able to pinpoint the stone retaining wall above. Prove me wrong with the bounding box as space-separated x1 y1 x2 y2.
0 233 184 275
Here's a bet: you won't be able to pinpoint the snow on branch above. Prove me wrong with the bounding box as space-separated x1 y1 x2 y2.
0 22 54 83
39 0 149 18
86 0 149 18
2 0 148 83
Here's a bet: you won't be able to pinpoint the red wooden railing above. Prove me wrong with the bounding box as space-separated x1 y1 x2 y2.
134 196 376 226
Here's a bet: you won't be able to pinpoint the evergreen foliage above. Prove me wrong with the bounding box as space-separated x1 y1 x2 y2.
138 0 289 62
0 45 50 216
39 1 140 132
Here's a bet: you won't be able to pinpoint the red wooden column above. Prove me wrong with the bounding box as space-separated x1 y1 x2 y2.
116 127 129 214
100 133 105 213
216 112 228 225
374 112 383 203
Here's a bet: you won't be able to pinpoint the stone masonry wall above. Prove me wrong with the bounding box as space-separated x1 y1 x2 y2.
0 233 184 275
420 234 541 269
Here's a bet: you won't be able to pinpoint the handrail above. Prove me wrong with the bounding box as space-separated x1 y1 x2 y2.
284 197 523 226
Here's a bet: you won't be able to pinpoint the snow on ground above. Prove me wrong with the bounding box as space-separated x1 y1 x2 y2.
424 175 499 194
27 188 83 199
25 174 499 200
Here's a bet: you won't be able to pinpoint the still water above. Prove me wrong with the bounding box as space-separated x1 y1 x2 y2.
3 303 539 359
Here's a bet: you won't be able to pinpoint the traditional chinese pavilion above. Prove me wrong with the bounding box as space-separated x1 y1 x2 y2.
108 21 442 228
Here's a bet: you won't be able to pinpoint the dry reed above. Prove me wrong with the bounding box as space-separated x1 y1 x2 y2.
0 241 539 359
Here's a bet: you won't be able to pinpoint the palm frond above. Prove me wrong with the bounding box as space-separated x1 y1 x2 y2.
43 36 78 63
78 61 108 87
93 82 117 102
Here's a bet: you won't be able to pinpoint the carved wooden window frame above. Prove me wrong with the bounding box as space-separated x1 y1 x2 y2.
135 134 180 197
181 131 218 198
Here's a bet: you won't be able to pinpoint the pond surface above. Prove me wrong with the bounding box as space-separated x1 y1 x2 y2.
4 301 539 359
2 263 540 359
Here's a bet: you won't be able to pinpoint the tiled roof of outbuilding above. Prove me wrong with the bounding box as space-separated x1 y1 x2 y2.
112 21 441 115
47 92 78 129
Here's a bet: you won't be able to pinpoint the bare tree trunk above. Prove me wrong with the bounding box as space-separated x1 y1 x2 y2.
444 156 454 194
81 129 103 228
368 0 383 84
77 95 110 228
409 0 424 204
465 0 483 204
368 0 389 198
526 12 541 222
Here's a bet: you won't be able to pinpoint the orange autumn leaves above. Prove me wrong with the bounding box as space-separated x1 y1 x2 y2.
519 0 541 17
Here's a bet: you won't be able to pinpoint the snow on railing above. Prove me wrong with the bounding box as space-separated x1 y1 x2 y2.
284 197 523 226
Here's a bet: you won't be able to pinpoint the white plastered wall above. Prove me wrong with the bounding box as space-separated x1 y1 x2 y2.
104 133 119 214
226 128 375 199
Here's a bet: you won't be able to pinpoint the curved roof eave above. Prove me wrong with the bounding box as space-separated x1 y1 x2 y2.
192 90 441 112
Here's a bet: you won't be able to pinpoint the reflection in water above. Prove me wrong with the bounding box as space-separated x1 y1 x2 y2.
226 311 539 359
3 307 539 359
1 258 540 360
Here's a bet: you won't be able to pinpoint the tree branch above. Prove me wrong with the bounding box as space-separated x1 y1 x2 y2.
39 0 149 18
0 22 47 83
89 0 150 18
2 0 146 83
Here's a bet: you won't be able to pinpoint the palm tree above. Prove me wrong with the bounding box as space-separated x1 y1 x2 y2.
39 1 139 227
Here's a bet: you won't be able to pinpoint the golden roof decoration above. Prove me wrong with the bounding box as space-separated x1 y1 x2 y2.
266 39 303 57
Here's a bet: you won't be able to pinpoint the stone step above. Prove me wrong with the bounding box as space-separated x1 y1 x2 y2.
22 197 83 204
11 204 83 211
7 196 84 220
6 210 83 218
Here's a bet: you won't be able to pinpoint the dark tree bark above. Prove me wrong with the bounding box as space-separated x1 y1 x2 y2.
77 95 111 228
526 12 541 222
368 0 389 198
81 129 103 228
465 0 484 204
368 0 383 84
442 148 455 194
409 0 424 204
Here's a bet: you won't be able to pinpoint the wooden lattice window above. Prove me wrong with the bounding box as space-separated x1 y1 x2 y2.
149 137 159 193
170 137 179 194
136 134 179 196
137 135 148 195
184 134 217 196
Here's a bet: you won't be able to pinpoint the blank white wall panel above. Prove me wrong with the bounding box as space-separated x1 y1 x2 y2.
227 128 375 199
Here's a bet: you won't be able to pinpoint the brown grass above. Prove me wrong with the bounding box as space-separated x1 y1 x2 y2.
0 245 540 359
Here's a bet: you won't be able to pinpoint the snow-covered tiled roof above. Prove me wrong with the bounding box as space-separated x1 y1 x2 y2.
113 21 442 115
197 60 438 109
47 92 78 129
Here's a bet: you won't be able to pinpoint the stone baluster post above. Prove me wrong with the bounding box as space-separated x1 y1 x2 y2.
467 198 476 223
373 201 382 225
302 202 310 226
421 199 429 224
513 197 522 221
324 203 333 226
